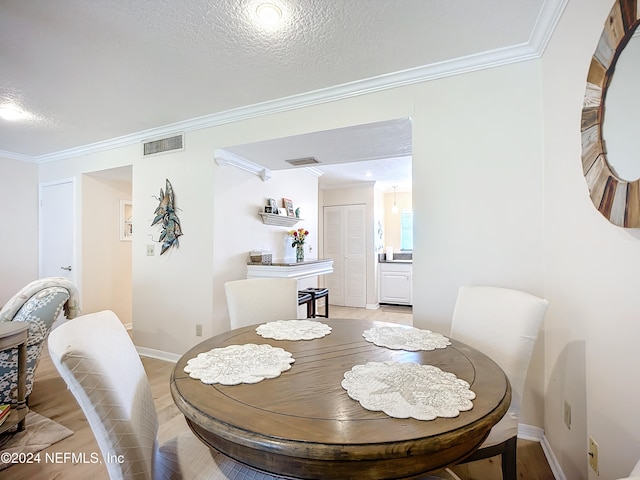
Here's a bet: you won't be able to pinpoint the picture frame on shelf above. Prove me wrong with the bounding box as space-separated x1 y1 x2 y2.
268 197 278 213
265 206 274 213
283 198 294 217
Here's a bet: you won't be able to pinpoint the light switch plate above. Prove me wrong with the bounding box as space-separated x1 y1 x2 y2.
589 436 599 474
563 400 571 429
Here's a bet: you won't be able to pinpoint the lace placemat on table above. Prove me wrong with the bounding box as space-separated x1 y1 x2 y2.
363 326 451 351
255 319 332 340
184 344 295 385
341 361 475 420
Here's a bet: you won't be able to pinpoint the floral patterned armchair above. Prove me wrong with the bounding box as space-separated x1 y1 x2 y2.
0 277 80 404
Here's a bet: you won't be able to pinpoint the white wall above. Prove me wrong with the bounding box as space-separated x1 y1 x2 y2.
130 135 216 353
542 0 640 478
411 60 545 331
211 163 319 338
81 174 132 324
0 156 39 303
409 59 546 432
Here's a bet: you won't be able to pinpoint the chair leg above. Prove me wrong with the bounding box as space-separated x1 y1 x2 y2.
325 293 329 317
315 293 328 318
501 436 518 480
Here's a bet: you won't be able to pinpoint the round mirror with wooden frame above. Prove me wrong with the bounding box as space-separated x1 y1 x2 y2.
582 0 640 227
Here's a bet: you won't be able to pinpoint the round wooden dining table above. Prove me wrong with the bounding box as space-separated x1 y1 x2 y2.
170 318 511 480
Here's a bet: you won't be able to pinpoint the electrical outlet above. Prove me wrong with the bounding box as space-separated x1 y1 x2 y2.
146 244 155 256
563 400 571 430
589 436 599 474
195 324 202 337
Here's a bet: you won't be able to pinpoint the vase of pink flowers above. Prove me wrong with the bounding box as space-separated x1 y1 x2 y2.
288 228 309 262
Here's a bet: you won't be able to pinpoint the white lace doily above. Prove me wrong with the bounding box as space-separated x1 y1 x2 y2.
255 319 332 340
362 326 451 351
341 361 475 420
184 344 295 385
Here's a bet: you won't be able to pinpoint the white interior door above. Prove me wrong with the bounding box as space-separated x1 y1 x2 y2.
323 204 366 308
40 179 76 282
343 206 366 307
324 207 345 305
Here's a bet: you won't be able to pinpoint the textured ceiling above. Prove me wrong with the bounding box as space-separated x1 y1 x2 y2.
0 0 561 162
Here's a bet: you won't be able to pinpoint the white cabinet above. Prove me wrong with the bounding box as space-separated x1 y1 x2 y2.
379 262 412 305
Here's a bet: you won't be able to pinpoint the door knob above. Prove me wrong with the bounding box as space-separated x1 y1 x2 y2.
60 266 72 271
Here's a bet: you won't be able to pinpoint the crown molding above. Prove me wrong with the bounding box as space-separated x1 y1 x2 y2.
214 148 272 181
303 166 325 178
0 149 39 163
16 0 566 165
529 0 567 55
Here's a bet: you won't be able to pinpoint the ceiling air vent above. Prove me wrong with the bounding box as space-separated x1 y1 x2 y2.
285 157 320 166
143 134 184 156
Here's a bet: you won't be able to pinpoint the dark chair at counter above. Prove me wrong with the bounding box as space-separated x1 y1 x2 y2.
300 287 329 318
297 291 314 318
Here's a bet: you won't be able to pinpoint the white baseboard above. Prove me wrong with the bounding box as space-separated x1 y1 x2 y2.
540 434 566 480
518 424 565 480
136 346 180 363
366 303 380 310
518 423 544 441
123 322 133 330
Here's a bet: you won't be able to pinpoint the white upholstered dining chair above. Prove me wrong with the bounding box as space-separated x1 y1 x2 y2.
48 310 282 480
224 278 298 329
447 286 548 480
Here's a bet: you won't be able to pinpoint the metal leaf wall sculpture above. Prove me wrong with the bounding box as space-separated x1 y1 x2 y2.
151 179 183 255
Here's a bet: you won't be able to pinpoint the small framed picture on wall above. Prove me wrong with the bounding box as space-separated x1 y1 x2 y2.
282 198 294 217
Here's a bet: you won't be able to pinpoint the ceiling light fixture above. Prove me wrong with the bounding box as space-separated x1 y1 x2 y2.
0 104 28 122
256 3 283 26
392 186 399 214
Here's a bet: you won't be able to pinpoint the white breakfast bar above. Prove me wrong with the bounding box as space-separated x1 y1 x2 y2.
246 258 333 280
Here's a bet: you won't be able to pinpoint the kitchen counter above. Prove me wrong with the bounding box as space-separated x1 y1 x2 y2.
248 259 331 267
378 253 412 264
246 258 334 280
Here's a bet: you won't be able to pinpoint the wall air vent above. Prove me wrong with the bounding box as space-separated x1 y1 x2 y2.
143 134 184 156
285 157 320 166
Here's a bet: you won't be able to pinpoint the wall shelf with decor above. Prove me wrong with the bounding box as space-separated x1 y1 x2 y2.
259 213 302 227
